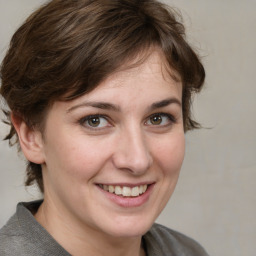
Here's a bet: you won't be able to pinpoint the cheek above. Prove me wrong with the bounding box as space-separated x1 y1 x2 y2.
153 132 185 175
45 135 112 181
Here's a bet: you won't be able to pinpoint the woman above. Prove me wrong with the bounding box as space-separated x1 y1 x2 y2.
0 0 208 255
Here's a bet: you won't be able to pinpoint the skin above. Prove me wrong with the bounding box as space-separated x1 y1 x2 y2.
13 50 185 256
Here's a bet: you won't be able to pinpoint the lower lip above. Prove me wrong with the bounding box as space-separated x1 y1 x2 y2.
98 184 154 208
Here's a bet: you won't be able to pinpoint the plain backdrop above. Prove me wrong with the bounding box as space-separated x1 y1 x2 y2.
0 1 255 256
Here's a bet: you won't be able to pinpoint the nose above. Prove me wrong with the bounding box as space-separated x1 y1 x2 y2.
112 126 153 175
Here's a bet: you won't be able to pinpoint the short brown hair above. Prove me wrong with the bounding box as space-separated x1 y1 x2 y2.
0 0 205 192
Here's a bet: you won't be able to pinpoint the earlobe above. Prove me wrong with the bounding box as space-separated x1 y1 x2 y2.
11 113 45 164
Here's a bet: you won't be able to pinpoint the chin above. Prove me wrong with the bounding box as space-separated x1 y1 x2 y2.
102 215 155 238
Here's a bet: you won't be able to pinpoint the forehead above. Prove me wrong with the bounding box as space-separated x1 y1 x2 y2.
51 49 182 114
90 49 182 96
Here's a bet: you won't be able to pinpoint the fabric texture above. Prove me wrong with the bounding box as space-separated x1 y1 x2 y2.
0 201 209 256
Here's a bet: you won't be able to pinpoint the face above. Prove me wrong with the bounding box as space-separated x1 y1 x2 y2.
39 50 185 239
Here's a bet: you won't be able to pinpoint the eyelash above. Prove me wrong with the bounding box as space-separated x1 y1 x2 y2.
146 112 177 127
79 114 111 130
79 112 176 130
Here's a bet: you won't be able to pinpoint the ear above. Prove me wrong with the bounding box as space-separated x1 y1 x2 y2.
11 113 45 164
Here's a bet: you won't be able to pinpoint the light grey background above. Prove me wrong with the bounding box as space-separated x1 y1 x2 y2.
0 1 255 256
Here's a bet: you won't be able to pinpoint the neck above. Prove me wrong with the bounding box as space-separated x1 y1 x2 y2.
34 199 146 256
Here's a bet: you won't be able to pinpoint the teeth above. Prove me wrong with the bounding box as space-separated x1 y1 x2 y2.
115 186 122 195
131 186 139 196
101 184 148 197
123 187 131 196
109 185 115 193
139 185 143 194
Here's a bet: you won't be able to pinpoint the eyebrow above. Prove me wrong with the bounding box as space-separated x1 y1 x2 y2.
66 97 181 113
149 98 181 111
67 102 120 113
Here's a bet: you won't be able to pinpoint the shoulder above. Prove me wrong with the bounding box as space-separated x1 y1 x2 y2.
143 223 209 256
0 212 28 255
0 201 69 256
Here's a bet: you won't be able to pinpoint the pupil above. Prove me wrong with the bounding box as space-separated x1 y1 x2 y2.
89 117 100 127
151 115 162 125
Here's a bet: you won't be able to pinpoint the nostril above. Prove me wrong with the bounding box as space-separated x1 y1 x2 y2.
112 153 152 175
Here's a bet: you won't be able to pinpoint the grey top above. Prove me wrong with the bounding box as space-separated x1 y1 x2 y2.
0 201 209 256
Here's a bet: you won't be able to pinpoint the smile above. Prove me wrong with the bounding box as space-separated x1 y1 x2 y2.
98 184 148 197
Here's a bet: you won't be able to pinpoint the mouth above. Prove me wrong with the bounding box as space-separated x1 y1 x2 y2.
98 184 149 197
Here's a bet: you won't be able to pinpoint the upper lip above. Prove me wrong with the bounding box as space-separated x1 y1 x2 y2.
96 182 154 187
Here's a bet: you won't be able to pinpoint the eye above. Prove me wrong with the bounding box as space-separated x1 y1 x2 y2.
80 115 110 129
145 113 175 126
